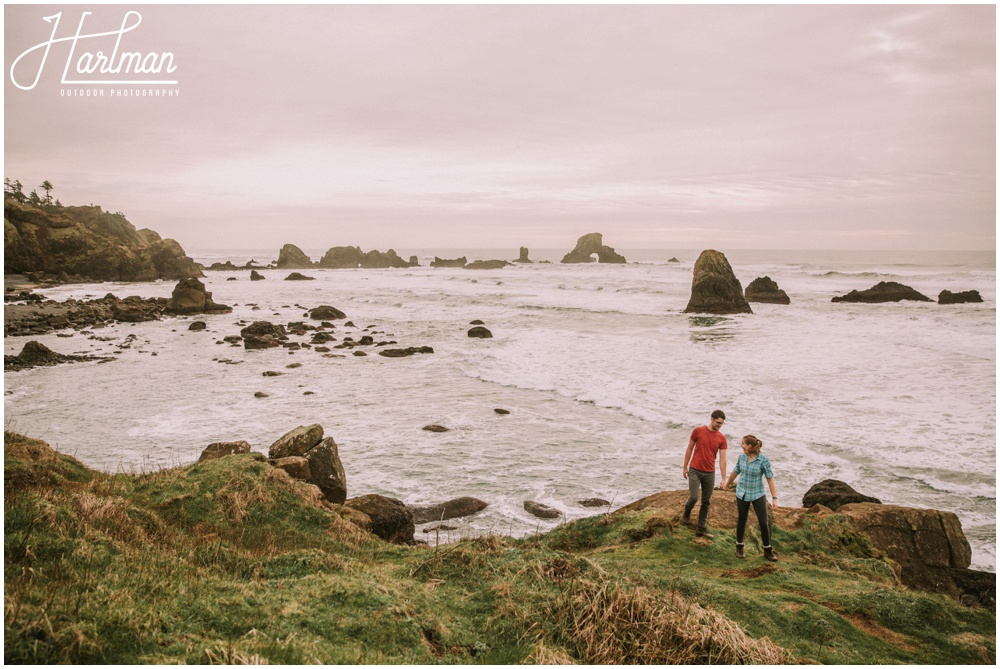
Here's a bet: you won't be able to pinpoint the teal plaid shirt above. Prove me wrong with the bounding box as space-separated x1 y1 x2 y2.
733 453 773 501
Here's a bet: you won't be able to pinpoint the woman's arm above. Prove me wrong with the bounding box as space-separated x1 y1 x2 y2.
767 477 778 508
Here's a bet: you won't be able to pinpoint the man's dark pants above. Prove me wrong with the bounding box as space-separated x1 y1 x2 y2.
684 467 715 531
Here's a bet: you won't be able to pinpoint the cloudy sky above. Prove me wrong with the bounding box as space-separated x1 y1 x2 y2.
4 4 995 252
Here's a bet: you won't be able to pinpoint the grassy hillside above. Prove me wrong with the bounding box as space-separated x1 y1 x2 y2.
4 431 995 664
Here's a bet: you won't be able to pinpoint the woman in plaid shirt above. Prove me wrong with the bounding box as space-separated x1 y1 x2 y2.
723 435 779 561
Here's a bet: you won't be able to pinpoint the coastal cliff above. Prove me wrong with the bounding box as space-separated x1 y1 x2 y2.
4 197 201 282
5 431 994 664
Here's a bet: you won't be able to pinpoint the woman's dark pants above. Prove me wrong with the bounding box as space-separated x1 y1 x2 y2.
735 495 771 546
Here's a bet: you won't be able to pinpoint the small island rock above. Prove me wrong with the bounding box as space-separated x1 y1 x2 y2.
832 281 931 303
938 290 983 305
745 276 791 305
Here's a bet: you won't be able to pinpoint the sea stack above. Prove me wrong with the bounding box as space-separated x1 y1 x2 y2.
276 244 313 269
560 233 626 264
683 250 753 314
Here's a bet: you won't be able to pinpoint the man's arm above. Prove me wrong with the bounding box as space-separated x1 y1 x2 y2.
719 449 727 482
682 438 695 479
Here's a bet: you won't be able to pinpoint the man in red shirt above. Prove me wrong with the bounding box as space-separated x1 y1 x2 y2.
682 409 728 539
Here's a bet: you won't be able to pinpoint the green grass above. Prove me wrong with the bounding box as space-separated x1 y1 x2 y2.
4 431 995 664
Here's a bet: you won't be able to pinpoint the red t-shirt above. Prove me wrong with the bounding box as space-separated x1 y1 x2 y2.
688 425 727 473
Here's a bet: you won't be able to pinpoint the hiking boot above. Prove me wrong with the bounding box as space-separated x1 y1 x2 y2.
763 546 778 562
735 543 745 559
695 529 714 540
681 512 691 526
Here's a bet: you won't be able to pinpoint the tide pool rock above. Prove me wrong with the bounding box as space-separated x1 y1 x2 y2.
308 305 346 320
378 346 433 357
284 272 315 281
832 281 931 303
524 500 562 519
561 232 626 264
250 270 265 281
198 440 251 462
745 276 791 305
468 326 493 338
4 340 110 371
345 494 415 544
938 289 983 305
409 497 489 524
683 250 753 315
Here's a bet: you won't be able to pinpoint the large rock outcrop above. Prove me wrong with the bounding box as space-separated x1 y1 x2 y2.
5 340 111 371
318 246 415 269
4 198 201 282
561 233 626 264
513 247 533 263
163 278 232 315
832 281 931 303
683 250 753 314
430 256 467 268
275 244 313 269
745 276 790 305
838 503 972 598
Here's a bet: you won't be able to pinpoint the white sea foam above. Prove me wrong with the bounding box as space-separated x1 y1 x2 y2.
4 249 995 569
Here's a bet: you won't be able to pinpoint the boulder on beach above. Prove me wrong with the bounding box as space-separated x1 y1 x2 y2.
468 326 493 338
422 424 449 433
345 494 415 544
269 423 325 459
431 256 467 268
188 321 207 331
802 479 881 511
240 321 287 350
4 340 110 371
683 250 753 315
409 497 489 524
275 244 313 269
284 272 315 281
938 289 983 305
561 232 626 264
745 276 791 305
303 436 348 504
308 305 346 320
524 500 562 519
272 456 311 481
198 440 251 462
513 246 533 263
831 281 931 303
163 277 232 315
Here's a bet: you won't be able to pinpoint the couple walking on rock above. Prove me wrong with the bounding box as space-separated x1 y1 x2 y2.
682 409 779 561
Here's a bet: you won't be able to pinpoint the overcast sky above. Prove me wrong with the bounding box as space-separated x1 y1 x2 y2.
4 4 995 252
